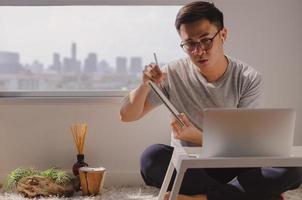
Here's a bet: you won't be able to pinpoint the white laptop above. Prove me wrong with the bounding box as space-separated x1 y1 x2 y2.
201 108 296 157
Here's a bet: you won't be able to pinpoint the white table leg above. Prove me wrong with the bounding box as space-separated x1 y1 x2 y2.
158 160 175 200
168 169 185 200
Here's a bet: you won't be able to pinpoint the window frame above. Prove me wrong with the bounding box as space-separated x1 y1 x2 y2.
0 0 189 6
0 0 187 98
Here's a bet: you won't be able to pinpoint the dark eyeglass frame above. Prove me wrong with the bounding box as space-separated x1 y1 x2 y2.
180 29 221 53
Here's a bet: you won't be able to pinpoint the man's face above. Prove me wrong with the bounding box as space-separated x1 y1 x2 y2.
179 19 226 72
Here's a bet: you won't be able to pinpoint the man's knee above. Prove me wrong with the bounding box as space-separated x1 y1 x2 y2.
285 167 302 186
140 144 173 186
140 144 173 174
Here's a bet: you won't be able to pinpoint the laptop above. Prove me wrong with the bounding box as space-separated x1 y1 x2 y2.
201 108 296 157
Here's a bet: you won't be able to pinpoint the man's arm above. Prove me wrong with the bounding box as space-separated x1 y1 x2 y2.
120 83 156 122
120 63 165 122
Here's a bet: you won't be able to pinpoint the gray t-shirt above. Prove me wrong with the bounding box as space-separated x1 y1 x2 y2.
146 56 263 148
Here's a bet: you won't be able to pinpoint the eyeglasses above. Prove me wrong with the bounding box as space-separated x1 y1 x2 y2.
180 29 221 53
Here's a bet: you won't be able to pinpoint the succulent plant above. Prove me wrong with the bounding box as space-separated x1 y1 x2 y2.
4 167 72 191
40 168 72 185
5 168 38 190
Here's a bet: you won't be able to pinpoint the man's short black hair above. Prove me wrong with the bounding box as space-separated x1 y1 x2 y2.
175 1 224 32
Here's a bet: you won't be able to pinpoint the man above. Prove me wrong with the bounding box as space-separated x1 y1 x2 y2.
120 1 302 200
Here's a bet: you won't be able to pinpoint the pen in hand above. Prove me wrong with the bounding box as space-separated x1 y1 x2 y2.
152 52 168 94
153 52 159 67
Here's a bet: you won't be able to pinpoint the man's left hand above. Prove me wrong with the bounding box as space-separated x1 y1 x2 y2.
171 113 203 146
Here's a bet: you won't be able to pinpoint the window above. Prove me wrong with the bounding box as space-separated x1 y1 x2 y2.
0 5 184 93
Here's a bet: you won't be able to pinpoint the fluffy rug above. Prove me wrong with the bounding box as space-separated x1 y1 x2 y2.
0 186 158 200
0 185 301 200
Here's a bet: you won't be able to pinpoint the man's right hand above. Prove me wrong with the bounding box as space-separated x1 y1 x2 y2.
143 63 166 84
120 63 165 122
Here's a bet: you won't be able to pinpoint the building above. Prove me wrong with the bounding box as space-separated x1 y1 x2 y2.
129 57 143 75
49 53 62 72
115 57 127 75
62 43 81 74
0 51 21 74
83 53 97 74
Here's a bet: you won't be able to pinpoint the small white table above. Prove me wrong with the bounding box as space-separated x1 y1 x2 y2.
158 146 302 200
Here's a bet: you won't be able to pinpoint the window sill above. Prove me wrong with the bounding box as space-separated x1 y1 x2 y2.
0 91 128 103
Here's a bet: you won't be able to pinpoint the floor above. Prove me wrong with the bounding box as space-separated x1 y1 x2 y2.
0 185 302 200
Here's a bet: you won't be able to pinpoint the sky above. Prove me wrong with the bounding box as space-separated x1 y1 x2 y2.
0 6 185 67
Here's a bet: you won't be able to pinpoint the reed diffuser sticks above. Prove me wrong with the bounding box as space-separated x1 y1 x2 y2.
70 123 88 154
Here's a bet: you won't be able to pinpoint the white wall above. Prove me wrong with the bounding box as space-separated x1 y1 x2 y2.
0 0 302 186
216 0 302 144
0 98 170 186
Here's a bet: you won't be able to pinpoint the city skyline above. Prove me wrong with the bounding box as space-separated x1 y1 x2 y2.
0 43 146 91
0 42 146 75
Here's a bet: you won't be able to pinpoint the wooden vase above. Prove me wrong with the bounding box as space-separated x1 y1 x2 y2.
79 167 106 196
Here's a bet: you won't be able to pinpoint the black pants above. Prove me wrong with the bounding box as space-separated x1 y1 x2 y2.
140 144 302 200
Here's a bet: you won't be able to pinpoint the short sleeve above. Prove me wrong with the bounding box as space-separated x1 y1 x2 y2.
238 72 263 108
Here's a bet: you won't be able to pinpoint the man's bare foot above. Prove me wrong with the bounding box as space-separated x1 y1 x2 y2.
164 192 208 200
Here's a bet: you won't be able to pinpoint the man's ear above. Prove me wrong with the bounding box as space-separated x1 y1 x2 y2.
221 27 227 43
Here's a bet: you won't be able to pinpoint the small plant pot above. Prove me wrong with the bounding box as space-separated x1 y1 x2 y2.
79 167 106 196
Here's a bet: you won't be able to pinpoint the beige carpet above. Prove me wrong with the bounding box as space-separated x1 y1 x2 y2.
0 185 301 200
